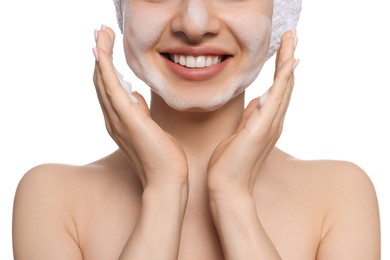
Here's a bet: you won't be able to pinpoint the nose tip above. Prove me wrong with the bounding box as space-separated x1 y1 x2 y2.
171 0 220 42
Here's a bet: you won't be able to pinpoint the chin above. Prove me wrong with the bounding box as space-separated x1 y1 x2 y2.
164 97 229 112
153 83 246 112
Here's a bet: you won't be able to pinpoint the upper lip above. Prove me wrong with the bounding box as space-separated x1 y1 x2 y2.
159 46 233 57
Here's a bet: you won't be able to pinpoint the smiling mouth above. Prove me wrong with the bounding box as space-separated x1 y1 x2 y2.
162 53 230 68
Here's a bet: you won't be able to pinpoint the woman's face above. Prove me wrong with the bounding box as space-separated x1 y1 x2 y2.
122 0 273 111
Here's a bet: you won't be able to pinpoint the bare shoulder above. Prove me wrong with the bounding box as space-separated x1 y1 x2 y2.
290 158 377 196
14 154 139 211
290 159 379 216
13 163 87 259
260 151 378 206
284 157 380 259
305 160 380 259
13 152 141 259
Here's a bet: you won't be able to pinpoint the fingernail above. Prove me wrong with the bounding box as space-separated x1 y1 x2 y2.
92 47 99 62
101 24 107 30
292 59 300 72
94 29 98 42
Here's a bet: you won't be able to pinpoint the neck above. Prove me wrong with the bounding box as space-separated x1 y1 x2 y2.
150 92 245 167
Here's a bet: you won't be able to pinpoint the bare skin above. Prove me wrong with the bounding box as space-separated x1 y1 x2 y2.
13 32 380 260
13 149 380 259
13 2 380 258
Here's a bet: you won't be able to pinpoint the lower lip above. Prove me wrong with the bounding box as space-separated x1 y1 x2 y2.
163 56 231 81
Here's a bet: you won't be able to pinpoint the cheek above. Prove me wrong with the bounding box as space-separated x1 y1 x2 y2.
124 16 159 52
220 13 272 96
122 3 172 84
224 13 272 65
122 3 170 58
246 16 272 59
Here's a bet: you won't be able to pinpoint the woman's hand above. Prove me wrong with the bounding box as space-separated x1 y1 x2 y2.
92 25 188 189
208 30 298 199
93 25 188 259
207 30 298 260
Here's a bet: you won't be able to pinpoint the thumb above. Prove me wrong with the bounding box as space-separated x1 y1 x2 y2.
131 91 151 116
235 97 260 132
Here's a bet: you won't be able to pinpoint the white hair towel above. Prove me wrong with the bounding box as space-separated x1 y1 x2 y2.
269 0 302 57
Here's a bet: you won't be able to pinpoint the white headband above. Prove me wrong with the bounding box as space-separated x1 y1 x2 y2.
112 0 302 58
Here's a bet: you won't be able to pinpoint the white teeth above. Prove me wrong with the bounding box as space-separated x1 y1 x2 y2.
206 57 212 67
179 55 186 66
212 56 220 65
170 54 224 68
195 56 206 68
174 54 179 63
186 56 196 68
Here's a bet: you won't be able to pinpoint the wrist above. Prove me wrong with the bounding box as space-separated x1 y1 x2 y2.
143 183 189 213
207 171 253 203
144 167 189 190
209 191 255 219
121 182 188 260
208 186 253 204
208 192 281 259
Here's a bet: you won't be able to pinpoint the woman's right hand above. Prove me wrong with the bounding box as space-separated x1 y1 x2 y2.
92 25 188 190
93 27 188 259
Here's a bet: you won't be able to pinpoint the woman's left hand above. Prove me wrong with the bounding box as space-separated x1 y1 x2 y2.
207 30 298 200
207 30 298 259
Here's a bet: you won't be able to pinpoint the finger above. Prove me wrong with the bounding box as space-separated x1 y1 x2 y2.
96 25 115 58
261 58 296 123
93 55 115 114
94 26 139 112
95 26 140 109
96 47 131 106
95 46 149 132
94 26 152 137
275 64 297 128
271 65 296 135
101 25 116 51
242 58 296 146
212 86 293 175
269 58 300 144
270 58 297 120
93 59 117 134
93 51 153 177
276 29 296 67
261 31 297 110
275 29 297 77
236 98 260 132
95 26 137 103
224 36 298 178
93 61 108 112
259 29 296 107
132 91 151 116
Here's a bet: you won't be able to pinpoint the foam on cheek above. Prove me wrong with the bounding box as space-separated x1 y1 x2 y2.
222 14 272 96
237 15 271 62
122 3 167 93
123 4 163 51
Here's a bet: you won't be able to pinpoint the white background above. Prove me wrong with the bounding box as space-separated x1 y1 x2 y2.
1 0 389 258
